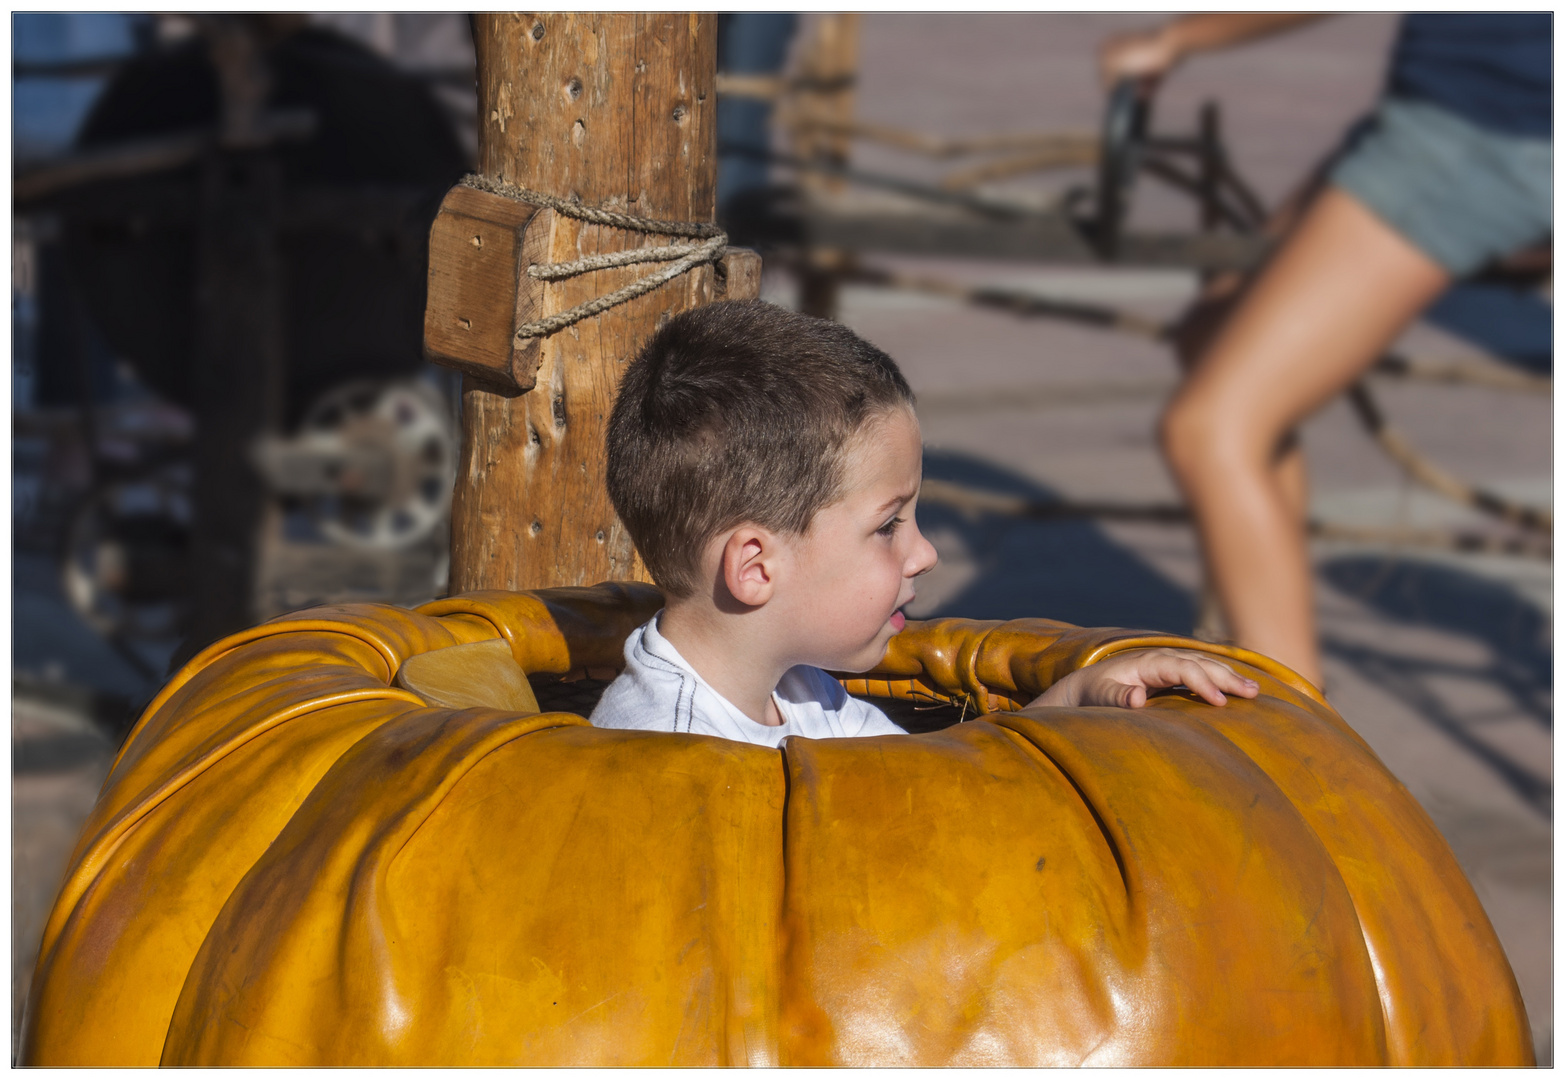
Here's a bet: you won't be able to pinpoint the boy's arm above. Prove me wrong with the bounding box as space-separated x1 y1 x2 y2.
842 617 1324 718
1027 647 1259 710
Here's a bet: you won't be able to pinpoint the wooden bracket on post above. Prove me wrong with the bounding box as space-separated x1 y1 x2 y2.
422 184 545 392
423 183 760 393
440 15 739 593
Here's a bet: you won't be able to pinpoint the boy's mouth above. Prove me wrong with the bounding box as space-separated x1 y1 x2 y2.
889 601 911 632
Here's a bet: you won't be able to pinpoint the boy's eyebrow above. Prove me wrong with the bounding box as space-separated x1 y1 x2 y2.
873 487 919 516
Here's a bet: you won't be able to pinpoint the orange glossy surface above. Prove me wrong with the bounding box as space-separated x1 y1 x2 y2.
18 584 1530 1065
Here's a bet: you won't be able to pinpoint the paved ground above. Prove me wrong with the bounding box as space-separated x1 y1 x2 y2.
12 13 1550 1064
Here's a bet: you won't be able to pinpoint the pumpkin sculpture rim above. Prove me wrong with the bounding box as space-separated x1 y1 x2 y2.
20 583 1532 1067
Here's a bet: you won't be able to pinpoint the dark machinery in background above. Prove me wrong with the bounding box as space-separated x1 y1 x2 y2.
17 15 470 671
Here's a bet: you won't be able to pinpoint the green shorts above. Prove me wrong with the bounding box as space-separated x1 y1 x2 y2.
1330 96 1552 278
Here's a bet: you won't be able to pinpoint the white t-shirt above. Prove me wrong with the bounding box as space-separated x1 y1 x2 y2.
589 614 906 747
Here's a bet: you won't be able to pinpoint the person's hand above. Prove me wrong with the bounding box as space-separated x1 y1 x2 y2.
1098 25 1181 92
1098 15 1327 94
1028 648 1260 709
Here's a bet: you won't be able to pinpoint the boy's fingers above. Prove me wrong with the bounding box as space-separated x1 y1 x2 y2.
1101 648 1260 707
1190 656 1260 697
1152 651 1261 700
1115 681 1148 709
1207 660 1261 697
1182 659 1266 706
1145 656 1230 706
1178 663 1229 706
1166 648 1241 677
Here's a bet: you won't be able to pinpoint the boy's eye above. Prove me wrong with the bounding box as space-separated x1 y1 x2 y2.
877 516 904 537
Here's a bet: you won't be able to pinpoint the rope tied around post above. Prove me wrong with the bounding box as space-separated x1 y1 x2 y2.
459 173 729 340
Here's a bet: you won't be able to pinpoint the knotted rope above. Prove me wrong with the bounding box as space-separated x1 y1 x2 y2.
459 174 728 340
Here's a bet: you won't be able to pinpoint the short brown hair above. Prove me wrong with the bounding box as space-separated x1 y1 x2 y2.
607 300 915 598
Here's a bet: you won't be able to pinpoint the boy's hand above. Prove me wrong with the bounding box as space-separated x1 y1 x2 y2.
1028 648 1259 710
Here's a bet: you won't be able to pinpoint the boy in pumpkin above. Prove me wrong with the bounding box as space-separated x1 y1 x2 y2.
590 300 1256 744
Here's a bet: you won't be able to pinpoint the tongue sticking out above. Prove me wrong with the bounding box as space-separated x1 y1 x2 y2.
890 610 906 632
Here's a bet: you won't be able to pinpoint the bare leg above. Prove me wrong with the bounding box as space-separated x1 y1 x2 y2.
1160 188 1450 687
1173 278 1306 640
1172 160 1335 533
1273 433 1309 527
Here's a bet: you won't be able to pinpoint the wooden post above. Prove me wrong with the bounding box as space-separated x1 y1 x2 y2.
786 14 860 320
789 14 860 197
436 13 759 593
180 19 287 662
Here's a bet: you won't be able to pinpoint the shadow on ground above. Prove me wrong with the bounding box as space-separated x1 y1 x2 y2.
919 448 1195 633
12 551 176 740
1320 555 1552 815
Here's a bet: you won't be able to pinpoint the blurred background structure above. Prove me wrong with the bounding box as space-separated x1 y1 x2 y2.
12 12 1551 1062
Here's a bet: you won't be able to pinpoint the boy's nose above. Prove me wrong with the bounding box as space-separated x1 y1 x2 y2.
907 525 939 577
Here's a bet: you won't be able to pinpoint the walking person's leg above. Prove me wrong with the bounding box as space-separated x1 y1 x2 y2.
1166 155 1347 642
1159 187 1450 688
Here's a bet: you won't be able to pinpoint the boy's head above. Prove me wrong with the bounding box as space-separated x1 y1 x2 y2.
607 300 918 600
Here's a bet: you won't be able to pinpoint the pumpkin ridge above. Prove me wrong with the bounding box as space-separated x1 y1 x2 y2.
419 583 664 678
1163 693 1530 1064
368 709 597 867
986 719 1132 899
114 648 400 784
115 612 467 770
957 624 999 713
417 593 542 668
93 625 435 861
163 706 591 1065
774 732 797 1051
1160 696 1397 1052
37 684 431 970
990 705 1389 1064
21 695 421 1067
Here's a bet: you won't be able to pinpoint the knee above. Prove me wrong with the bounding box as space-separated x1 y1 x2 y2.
1160 387 1286 494
1158 389 1226 485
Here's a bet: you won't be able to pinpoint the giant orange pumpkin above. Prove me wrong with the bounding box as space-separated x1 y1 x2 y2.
19 583 1531 1066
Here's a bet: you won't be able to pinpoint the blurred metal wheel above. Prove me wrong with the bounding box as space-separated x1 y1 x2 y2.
295 378 457 551
61 460 193 645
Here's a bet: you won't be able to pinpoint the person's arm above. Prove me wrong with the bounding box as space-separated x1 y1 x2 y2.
1100 14 1329 89
1028 647 1259 710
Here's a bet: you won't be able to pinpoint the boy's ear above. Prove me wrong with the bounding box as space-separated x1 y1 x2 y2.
719 525 777 608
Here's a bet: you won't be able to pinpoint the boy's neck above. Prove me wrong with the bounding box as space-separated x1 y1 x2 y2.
656 600 791 727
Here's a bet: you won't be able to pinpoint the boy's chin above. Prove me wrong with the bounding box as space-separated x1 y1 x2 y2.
829 630 899 674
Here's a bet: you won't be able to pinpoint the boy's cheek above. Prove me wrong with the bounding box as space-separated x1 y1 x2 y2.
848 621 900 671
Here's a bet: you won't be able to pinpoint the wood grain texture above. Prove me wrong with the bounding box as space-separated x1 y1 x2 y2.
448 13 760 593
423 185 539 390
